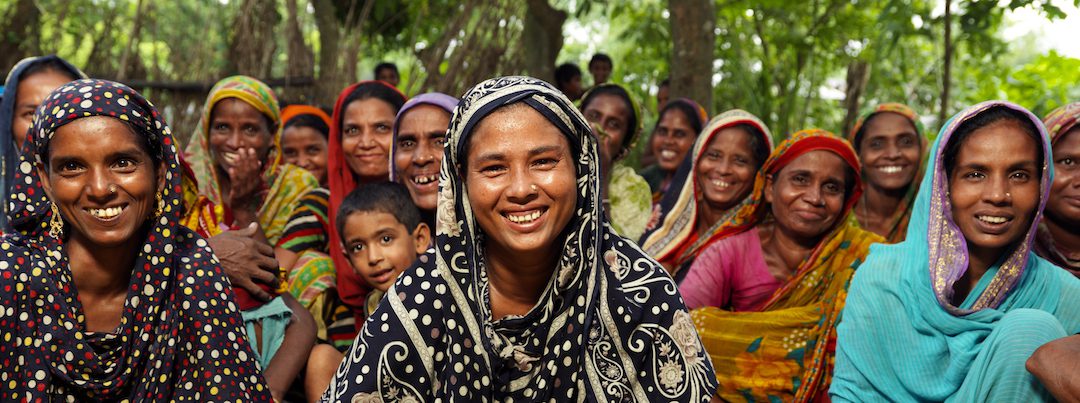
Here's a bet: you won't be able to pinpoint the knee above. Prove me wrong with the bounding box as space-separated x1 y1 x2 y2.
994 309 1066 347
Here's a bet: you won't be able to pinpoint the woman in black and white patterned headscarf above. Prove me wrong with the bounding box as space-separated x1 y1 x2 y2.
321 76 717 402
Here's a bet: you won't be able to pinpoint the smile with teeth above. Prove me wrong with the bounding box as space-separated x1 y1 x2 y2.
87 205 126 219
977 215 1010 224
412 174 438 185
710 179 732 188
877 165 904 174
222 152 239 165
506 209 544 224
660 150 677 159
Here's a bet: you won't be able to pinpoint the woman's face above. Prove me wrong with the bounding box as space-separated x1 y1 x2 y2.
394 104 451 211
858 112 922 192
652 108 696 172
582 93 631 171
341 98 396 183
766 150 849 243
695 126 759 213
465 105 577 260
949 120 1041 258
13 69 74 151
281 124 329 184
208 98 274 173
38 116 162 249
1047 127 1080 228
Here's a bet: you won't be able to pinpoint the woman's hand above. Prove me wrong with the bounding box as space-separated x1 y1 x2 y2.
227 147 266 211
208 223 280 302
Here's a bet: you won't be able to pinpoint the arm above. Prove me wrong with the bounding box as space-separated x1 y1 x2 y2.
264 294 317 401
677 242 730 310
1027 334 1080 402
208 223 281 302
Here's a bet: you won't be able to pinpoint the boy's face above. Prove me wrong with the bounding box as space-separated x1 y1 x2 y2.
342 211 430 292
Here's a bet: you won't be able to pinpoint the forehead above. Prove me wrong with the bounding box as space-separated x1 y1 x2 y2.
780 150 847 178
863 112 916 136
50 116 142 153
467 105 567 156
211 98 266 121
584 93 629 117
344 98 396 121
343 211 407 238
953 120 1040 162
704 126 753 149
399 104 451 127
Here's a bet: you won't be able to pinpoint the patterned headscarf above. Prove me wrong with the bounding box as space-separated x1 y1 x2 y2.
321 76 717 402
1043 102 1080 145
281 104 332 132
916 101 1053 313
0 79 270 400
640 109 773 276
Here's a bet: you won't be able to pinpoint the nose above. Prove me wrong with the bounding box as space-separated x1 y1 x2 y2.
984 176 1011 205
802 185 824 207
297 155 314 169
224 130 243 150
505 168 538 203
367 245 385 266
717 158 735 176
85 168 116 201
414 144 436 167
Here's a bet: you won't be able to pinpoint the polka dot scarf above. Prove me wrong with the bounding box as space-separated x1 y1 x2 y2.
0 79 271 401
321 76 717 402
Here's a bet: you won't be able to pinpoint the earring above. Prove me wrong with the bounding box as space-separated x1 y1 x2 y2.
155 192 164 217
49 203 63 239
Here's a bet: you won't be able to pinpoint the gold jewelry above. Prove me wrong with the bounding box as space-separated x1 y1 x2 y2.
155 192 164 216
530 184 539 192
49 203 63 239
108 184 117 194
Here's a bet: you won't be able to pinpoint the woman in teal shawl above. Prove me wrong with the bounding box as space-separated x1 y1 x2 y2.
831 101 1080 402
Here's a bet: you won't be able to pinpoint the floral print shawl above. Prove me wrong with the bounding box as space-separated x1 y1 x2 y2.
320 76 717 402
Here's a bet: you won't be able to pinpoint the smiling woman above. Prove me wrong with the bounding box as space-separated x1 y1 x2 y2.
831 101 1080 402
320 76 717 402
0 79 270 401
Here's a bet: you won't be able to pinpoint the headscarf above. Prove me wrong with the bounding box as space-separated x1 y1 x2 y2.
640 109 774 277
848 102 929 243
183 75 318 244
281 104 332 132
388 91 459 183
579 83 644 155
831 101 1080 401
688 129 877 402
0 55 85 232
1036 101 1080 274
321 76 717 402
0 79 270 400
325 80 408 317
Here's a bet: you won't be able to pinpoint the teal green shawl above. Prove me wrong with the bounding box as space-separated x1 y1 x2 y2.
830 101 1080 401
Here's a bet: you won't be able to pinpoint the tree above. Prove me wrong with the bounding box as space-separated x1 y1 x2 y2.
668 0 715 111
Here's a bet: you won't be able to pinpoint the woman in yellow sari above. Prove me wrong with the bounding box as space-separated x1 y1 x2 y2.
183 75 318 244
680 130 883 401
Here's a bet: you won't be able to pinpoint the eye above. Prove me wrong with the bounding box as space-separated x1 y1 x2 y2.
376 124 391 133
479 164 507 176
1010 171 1031 181
533 158 558 168
399 139 417 149
344 126 359 136
283 149 298 158
869 139 884 149
243 125 262 136
823 182 843 195
380 235 394 244
1059 157 1075 166
705 151 720 160
791 174 808 184
113 158 139 173
899 135 917 147
306 146 322 155
433 137 447 147
349 243 364 254
963 171 985 180
212 123 229 132
58 161 84 174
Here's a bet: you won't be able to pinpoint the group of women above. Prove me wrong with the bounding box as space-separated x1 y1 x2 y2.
1 52 1079 402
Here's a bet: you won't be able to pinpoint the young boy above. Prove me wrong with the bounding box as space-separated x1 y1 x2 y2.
336 182 431 317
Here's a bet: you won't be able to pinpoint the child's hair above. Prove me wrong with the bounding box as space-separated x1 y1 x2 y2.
336 182 422 239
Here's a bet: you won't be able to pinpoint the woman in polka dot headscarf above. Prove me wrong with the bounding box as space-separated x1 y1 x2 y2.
320 76 717 402
0 79 272 401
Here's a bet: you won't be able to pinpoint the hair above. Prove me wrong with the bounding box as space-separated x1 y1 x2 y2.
283 113 330 139
374 62 399 78
20 59 79 82
657 100 705 136
731 123 769 171
339 82 407 130
555 63 582 88
335 182 422 241
589 53 613 68
659 78 670 88
580 85 638 151
943 105 1044 177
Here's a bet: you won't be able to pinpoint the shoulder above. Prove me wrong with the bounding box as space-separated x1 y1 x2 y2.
0 235 35 287
277 164 320 192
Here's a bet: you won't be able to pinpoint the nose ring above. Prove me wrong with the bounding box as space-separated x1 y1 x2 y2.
108 184 117 194
531 184 538 192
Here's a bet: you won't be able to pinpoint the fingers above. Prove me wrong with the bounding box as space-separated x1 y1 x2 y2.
253 238 275 256
249 263 282 288
233 276 271 302
233 222 258 237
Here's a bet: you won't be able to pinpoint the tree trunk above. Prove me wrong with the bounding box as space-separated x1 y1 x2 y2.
117 0 150 81
0 0 41 69
521 0 567 83
939 0 953 124
311 0 343 102
668 0 716 112
841 60 871 136
227 0 280 78
284 0 315 79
